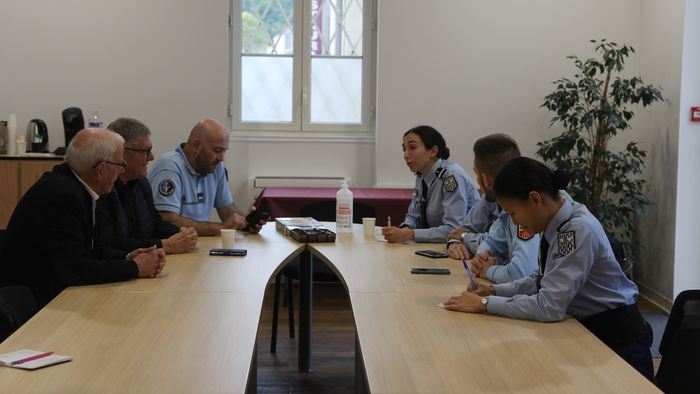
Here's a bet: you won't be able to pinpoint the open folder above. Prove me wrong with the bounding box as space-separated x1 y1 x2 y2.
0 349 72 370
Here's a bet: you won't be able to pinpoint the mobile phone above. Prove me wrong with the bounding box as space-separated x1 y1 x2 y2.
244 209 271 231
415 250 449 258
411 267 450 275
209 248 247 256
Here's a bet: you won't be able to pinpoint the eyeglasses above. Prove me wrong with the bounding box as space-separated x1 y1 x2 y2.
92 160 127 169
124 146 153 157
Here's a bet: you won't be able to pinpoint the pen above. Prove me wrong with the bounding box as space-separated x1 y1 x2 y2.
462 260 478 291
387 216 391 227
11 351 54 366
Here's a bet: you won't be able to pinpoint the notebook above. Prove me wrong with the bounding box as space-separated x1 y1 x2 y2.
0 349 72 370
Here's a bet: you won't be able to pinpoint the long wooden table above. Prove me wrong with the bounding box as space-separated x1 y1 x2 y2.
309 224 660 393
0 225 302 393
0 223 660 393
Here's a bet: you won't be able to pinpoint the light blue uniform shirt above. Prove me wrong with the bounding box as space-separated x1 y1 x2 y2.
461 199 500 253
487 194 638 321
401 159 480 242
147 144 234 222
474 211 540 283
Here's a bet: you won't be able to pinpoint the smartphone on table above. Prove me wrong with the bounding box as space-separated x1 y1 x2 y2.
209 248 247 256
415 250 448 258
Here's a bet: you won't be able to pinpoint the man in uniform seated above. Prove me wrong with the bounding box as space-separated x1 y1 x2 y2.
148 119 266 236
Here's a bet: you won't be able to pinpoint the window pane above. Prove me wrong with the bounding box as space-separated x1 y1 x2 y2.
311 0 363 56
310 57 362 124
241 56 293 122
242 0 294 55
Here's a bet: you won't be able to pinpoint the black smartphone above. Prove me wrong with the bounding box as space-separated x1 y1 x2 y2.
244 209 271 231
415 250 449 258
411 267 450 275
209 248 247 256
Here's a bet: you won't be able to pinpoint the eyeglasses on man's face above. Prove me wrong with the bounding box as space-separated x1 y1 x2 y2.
92 160 127 169
124 146 153 157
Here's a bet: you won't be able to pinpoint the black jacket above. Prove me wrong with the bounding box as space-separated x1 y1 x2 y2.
97 178 179 251
0 163 139 308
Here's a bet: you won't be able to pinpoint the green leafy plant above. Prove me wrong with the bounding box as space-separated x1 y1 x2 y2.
537 39 664 264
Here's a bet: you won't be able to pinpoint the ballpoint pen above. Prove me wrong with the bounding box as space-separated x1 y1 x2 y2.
10 351 54 366
387 216 391 227
462 260 478 291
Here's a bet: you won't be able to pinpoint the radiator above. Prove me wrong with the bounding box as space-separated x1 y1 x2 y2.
248 176 350 189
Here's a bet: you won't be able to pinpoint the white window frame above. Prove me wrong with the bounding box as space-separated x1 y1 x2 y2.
229 0 376 141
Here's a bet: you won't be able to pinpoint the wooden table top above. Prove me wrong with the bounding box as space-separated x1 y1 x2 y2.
0 224 302 394
0 222 660 393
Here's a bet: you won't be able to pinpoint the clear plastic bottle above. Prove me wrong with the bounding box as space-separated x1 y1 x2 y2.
88 111 103 128
335 179 353 233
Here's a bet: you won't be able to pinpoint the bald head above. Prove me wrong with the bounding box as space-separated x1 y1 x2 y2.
65 128 125 172
183 119 229 174
188 119 228 144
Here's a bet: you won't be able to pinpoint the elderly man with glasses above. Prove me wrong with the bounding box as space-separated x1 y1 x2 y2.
0 128 166 309
97 117 197 254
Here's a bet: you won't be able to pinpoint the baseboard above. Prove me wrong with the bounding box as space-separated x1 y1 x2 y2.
637 281 673 313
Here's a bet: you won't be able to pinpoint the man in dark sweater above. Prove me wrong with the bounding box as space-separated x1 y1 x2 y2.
98 117 197 253
0 128 165 308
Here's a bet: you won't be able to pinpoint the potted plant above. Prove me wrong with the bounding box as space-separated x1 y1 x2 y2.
537 39 665 269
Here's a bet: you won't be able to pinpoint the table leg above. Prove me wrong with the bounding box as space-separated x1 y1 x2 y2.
246 343 257 394
355 332 369 394
298 249 313 372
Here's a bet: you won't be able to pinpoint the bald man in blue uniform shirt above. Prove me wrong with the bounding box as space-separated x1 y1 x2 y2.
148 119 265 236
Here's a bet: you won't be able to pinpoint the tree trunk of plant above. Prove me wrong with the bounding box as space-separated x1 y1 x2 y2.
587 69 612 217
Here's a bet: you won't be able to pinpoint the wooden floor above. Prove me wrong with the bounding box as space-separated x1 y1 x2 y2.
256 282 355 394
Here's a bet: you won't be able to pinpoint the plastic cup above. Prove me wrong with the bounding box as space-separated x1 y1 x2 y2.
220 229 237 249
362 217 376 236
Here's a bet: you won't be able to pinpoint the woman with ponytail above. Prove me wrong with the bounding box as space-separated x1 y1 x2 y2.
443 157 653 379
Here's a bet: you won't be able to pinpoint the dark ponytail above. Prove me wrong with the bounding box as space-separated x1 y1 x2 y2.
403 125 450 160
493 157 569 200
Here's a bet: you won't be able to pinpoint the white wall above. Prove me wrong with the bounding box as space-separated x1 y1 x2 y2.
674 0 700 297
633 0 685 308
375 0 642 187
0 0 689 301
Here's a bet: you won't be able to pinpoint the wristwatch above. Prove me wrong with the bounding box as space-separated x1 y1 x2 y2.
460 231 469 241
480 296 489 313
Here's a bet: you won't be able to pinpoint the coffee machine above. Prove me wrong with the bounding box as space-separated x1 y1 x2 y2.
25 119 49 153
56 107 85 156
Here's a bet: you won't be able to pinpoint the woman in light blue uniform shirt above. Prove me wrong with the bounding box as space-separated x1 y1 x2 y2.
444 157 653 379
382 125 480 243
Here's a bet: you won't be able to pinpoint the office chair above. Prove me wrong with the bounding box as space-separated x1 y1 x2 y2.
607 235 632 279
270 201 376 353
654 289 700 393
0 286 38 342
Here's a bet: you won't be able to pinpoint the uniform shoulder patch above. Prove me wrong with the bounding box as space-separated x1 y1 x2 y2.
517 225 534 241
442 175 458 192
158 179 175 196
557 231 576 257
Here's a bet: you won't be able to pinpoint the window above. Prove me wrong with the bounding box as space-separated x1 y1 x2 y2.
230 0 376 139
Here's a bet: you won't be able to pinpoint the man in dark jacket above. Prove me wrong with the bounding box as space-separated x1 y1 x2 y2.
0 128 165 308
99 117 197 253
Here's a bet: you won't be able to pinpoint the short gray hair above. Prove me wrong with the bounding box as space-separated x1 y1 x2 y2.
107 117 151 144
64 129 125 172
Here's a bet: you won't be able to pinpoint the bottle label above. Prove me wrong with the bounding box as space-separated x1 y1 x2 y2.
88 122 103 128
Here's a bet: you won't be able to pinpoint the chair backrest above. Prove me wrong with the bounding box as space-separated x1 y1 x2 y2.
300 200 376 225
606 235 632 279
0 286 38 342
655 289 700 393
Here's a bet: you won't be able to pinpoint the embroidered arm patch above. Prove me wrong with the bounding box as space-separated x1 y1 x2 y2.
443 175 457 192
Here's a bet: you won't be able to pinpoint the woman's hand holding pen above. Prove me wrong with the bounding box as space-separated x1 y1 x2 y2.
443 285 495 313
